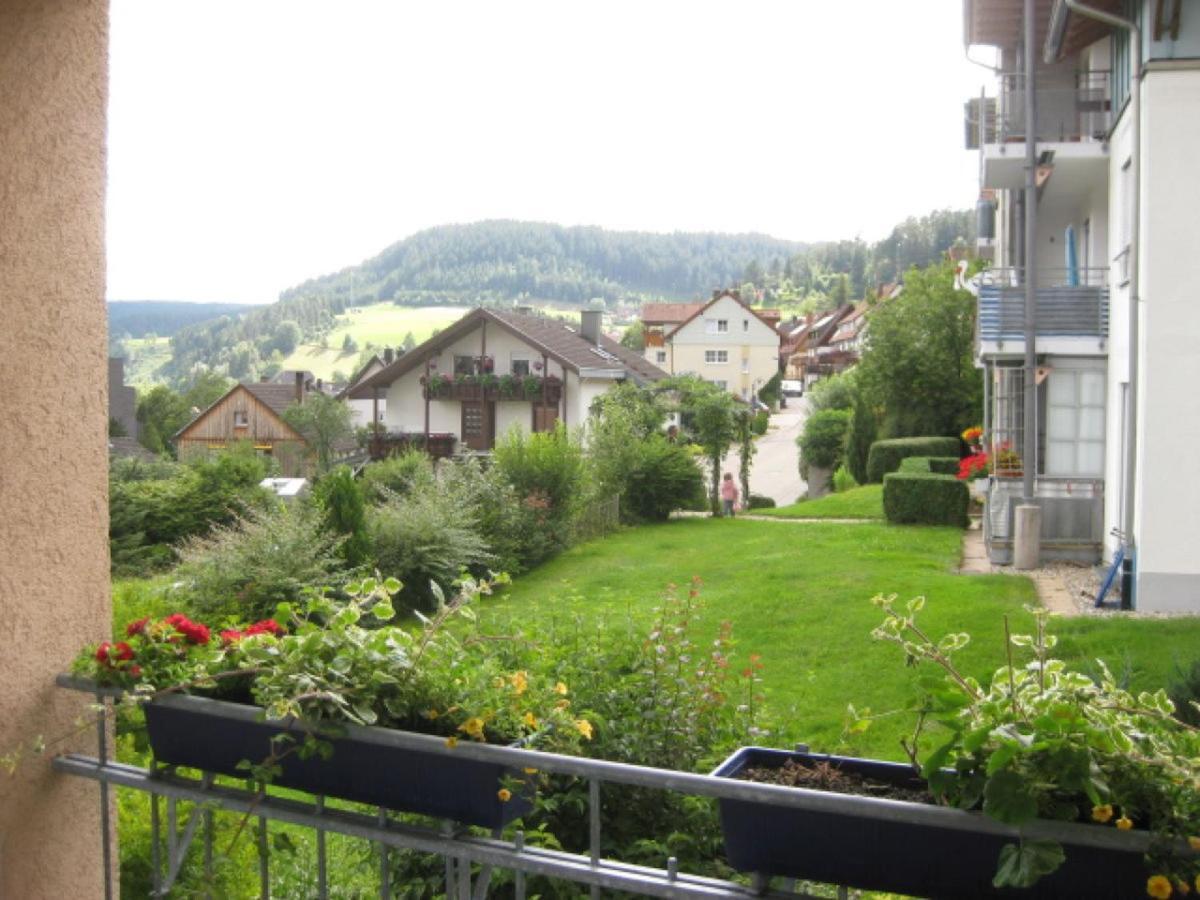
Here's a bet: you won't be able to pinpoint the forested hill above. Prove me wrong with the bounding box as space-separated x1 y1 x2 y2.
108 300 259 339
280 221 805 308
163 212 972 383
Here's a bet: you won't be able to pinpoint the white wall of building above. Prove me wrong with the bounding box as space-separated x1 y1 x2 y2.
1130 65 1200 611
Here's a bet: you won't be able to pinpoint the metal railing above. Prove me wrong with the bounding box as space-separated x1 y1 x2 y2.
977 268 1109 341
993 71 1111 143
55 676 1151 899
983 476 1104 564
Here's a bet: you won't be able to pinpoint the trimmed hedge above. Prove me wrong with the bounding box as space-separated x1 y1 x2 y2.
866 437 961 483
898 456 960 476
882 472 969 527
747 494 776 509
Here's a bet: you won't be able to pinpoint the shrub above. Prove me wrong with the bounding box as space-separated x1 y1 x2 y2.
866 436 961 483
493 423 587 523
798 409 851 480
807 370 857 412
758 371 782 407
898 456 960 476
175 505 349 621
621 437 705 522
751 410 769 436
747 494 776 509
313 466 371 567
1167 657 1200 727
359 449 436 504
832 465 858 493
846 391 877 485
882 472 969 527
367 490 494 610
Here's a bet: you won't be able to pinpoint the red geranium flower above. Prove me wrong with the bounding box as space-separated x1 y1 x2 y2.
96 641 135 667
220 629 244 645
245 619 283 637
126 617 150 637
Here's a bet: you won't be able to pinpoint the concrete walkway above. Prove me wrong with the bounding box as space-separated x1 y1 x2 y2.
958 524 1079 616
721 406 807 506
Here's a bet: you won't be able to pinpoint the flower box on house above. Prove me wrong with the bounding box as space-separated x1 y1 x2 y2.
143 692 532 829
711 747 1151 898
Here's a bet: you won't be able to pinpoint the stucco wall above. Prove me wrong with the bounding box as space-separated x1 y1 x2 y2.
0 0 112 896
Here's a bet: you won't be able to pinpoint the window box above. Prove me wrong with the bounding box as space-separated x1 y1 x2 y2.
711 747 1148 898
144 693 532 829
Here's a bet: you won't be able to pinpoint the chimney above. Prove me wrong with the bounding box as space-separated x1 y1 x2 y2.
580 306 603 345
294 370 304 404
383 347 395 364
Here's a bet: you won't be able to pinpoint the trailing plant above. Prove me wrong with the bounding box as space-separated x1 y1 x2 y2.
871 596 1200 892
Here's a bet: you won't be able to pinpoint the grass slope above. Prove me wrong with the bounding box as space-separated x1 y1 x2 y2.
484 518 1200 760
757 484 883 519
121 337 173 386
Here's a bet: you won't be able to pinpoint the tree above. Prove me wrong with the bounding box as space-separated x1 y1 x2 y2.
136 385 191 455
856 261 982 438
847 391 878 485
687 388 737 516
620 320 645 351
313 465 370 567
342 333 358 353
273 320 302 356
183 369 232 412
281 393 354 474
401 331 416 351
735 409 755 508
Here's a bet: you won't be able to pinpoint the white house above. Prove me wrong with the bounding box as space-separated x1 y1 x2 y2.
642 290 781 401
337 351 392 428
965 0 1200 612
347 307 667 454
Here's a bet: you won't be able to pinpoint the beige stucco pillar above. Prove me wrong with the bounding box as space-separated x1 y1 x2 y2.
0 1 113 897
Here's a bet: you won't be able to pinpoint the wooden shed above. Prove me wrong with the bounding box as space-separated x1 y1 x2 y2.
175 382 309 475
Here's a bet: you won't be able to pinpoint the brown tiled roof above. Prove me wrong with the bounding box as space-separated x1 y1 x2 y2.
640 303 703 325
665 291 781 340
348 308 668 399
244 382 302 417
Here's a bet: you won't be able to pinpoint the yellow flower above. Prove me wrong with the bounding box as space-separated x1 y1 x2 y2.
555 698 571 710
497 788 512 803
523 767 538 775
445 736 459 748
1189 837 1200 851
421 708 439 720
1147 874 1173 899
1194 875 1200 895
554 681 569 695
574 718 594 740
510 671 528 695
1091 804 1114 823
458 717 486 740
1176 880 1190 896
1116 816 1133 831
521 711 538 728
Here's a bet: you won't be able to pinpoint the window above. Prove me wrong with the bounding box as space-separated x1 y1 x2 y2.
704 349 728 364
711 380 728 390
743 319 749 332
705 319 729 334
1044 368 1105 476
741 359 750 374
233 410 248 427
511 357 530 376
655 350 667 364
454 355 476 376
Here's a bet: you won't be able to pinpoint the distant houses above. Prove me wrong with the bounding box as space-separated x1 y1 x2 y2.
640 290 781 401
346 307 665 457
174 378 310 475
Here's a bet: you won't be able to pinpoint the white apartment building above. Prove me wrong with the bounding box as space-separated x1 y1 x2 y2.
643 290 782 401
965 0 1200 611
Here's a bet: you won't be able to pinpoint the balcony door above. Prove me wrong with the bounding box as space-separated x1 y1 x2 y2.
461 400 495 451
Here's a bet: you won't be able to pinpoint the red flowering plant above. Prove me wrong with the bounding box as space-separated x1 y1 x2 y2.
957 452 989 480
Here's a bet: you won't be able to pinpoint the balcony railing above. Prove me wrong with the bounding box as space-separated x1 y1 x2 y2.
983 476 1104 565
966 71 1111 146
977 268 1109 342
423 374 563 404
368 430 456 461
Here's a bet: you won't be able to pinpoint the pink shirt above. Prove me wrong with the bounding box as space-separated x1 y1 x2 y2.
720 479 738 501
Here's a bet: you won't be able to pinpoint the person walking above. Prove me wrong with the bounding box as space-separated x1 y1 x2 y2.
720 472 739 517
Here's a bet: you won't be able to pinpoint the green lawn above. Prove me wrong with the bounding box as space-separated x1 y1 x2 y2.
757 484 883 519
481 518 1200 760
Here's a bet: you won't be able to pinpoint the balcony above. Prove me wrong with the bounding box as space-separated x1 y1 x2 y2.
976 267 1108 356
422 374 563 404
368 430 456 461
983 475 1104 565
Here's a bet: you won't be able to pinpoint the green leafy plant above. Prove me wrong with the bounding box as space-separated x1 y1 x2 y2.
798 408 851 480
871 596 1200 891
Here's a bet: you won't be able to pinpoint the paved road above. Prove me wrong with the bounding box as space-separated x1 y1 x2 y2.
721 404 808 507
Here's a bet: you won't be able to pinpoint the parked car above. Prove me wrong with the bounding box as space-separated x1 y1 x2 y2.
780 380 804 398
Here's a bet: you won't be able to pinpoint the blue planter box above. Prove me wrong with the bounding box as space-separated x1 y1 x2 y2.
144 694 531 829
711 747 1148 898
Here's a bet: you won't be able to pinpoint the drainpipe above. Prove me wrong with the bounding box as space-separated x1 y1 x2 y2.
1012 0 1043 571
1061 0 1140 605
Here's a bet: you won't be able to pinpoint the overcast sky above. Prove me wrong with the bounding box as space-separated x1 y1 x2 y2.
106 0 996 304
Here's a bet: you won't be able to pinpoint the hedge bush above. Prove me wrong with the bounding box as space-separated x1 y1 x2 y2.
882 472 969 527
747 494 776 509
798 409 852 480
898 456 960 476
866 437 961 483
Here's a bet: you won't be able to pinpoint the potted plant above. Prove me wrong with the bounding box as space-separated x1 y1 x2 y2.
425 373 451 399
712 598 1199 898
73 578 592 829
521 375 542 400
497 374 519 400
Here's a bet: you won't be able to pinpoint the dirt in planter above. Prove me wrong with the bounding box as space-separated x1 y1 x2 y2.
737 759 936 805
